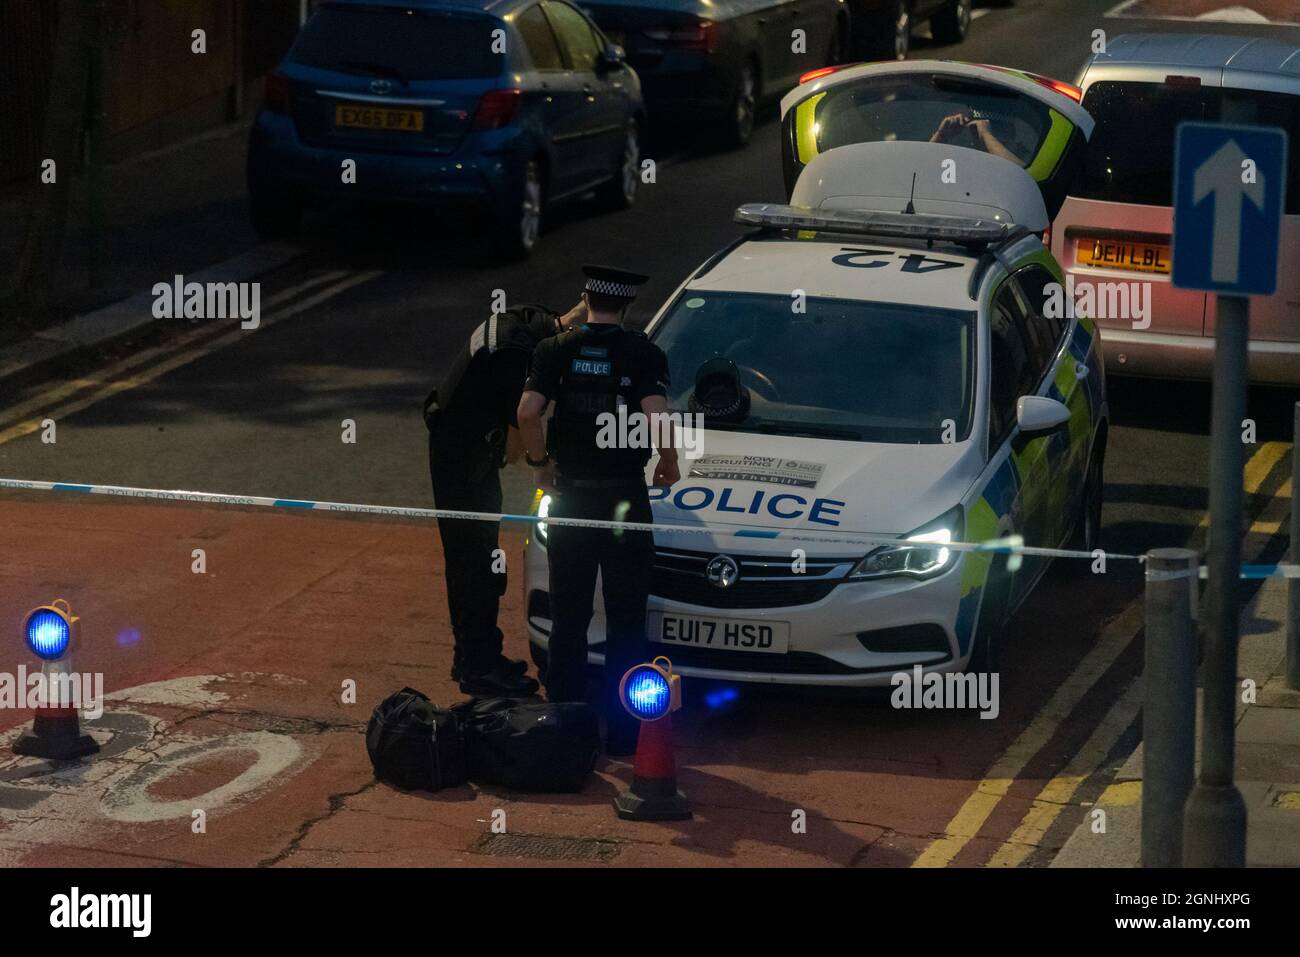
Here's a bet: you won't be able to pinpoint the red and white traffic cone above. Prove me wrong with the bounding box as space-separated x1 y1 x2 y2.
13 660 99 761
613 713 691 821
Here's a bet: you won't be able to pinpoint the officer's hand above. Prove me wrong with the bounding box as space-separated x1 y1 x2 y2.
559 300 588 330
652 456 680 489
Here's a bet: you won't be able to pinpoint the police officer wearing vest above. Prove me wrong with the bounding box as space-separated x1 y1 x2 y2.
516 266 679 755
425 300 585 697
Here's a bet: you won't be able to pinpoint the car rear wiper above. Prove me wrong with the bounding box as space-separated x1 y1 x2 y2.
336 60 408 87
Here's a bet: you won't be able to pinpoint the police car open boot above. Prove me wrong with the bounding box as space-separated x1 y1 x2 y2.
458 660 540 698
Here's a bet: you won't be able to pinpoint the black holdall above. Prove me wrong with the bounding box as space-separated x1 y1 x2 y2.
452 698 601 793
366 688 467 792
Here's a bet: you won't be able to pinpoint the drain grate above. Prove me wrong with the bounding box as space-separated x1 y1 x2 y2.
470 832 622 863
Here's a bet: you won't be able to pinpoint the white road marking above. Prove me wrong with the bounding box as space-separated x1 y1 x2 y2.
0 269 382 445
0 674 316 860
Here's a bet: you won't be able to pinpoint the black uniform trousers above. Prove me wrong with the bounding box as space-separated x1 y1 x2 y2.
545 480 653 747
429 428 506 675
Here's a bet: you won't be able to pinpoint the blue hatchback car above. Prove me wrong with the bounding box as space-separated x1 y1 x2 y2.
247 0 645 255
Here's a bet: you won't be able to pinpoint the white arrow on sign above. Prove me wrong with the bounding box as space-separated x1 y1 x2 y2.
1192 138 1267 285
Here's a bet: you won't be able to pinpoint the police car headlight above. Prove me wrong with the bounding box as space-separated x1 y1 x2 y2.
849 507 962 581
535 491 552 545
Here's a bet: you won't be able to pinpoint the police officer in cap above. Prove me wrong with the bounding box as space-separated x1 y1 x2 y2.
517 265 679 755
425 300 585 696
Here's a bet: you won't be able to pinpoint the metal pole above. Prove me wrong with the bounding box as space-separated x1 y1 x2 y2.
1142 548 1198 868
1183 293 1249 867
1288 401 1300 691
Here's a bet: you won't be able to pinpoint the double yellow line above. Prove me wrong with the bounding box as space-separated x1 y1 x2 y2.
912 440 1292 868
0 269 381 448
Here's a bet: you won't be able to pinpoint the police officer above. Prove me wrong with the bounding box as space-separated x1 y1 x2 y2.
516 266 679 755
425 301 585 696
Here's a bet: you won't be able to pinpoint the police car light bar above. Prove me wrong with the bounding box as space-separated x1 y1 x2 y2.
734 203 1015 247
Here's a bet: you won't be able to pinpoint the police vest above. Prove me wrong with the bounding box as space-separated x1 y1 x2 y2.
423 304 557 435
548 325 654 480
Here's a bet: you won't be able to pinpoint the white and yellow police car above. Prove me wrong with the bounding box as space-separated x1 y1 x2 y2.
524 63 1106 685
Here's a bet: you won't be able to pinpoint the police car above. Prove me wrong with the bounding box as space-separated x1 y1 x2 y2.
524 63 1107 685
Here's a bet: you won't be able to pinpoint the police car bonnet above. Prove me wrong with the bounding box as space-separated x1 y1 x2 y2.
789 141 1050 234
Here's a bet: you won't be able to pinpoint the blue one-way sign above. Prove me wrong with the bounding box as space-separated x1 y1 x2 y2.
1172 122 1288 296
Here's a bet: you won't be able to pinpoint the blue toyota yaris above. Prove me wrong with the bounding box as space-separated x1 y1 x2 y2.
247 0 645 256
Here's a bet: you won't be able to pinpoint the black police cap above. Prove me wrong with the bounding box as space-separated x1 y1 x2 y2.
582 264 649 301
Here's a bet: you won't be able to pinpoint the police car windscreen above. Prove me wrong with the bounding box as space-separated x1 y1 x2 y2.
292 7 502 81
653 292 975 444
806 76 1050 168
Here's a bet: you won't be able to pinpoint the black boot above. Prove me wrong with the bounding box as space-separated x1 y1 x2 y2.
450 653 528 682
459 661 540 698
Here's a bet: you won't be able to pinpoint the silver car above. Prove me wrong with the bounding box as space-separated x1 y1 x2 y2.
1053 33 1300 385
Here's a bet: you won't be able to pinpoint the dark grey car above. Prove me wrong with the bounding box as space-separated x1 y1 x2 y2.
580 0 852 147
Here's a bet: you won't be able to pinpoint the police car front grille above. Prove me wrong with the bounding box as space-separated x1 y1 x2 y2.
651 547 858 610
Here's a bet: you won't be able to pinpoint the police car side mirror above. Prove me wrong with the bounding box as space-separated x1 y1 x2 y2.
1016 395 1071 435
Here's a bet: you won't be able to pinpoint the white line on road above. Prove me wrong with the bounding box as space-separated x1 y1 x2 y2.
0 270 382 446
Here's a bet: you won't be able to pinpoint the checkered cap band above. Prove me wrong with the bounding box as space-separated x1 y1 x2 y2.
585 278 638 298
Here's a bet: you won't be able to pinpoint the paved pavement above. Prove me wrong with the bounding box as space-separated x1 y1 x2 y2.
1052 569 1300 868
0 123 257 340
0 494 923 867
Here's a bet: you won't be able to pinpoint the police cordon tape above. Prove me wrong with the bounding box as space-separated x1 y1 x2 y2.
1 476 1295 578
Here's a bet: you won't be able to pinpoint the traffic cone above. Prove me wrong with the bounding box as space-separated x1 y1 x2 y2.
613 713 691 821
13 660 99 761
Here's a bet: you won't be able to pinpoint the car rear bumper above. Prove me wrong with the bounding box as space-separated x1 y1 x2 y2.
1101 328 1300 386
247 112 525 214
523 536 981 688
628 53 736 116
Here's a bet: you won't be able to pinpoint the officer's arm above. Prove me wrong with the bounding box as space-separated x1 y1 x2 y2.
516 390 549 464
641 394 680 488
637 344 678 488
503 426 524 465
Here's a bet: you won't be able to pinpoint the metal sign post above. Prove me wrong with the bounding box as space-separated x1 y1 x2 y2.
1172 120 1288 868
1290 402 1300 692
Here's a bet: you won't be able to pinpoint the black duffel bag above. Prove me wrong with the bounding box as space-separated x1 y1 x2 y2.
366 688 467 791
453 698 600 793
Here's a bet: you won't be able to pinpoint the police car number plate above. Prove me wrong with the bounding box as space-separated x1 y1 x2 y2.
649 613 789 654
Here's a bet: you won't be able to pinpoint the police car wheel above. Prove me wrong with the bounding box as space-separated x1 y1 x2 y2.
930 0 971 45
1072 447 1104 555
596 121 640 210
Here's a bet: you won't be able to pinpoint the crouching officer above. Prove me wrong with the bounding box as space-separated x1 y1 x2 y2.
516 265 680 755
424 301 584 696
